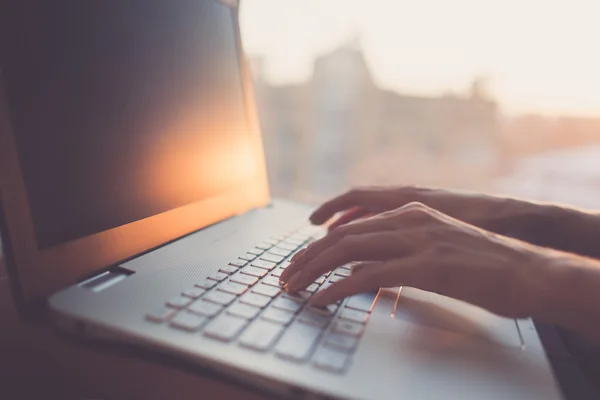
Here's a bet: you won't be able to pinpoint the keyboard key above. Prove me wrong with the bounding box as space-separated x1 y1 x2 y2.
332 320 364 337
264 238 279 246
339 309 369 324
195 278 217 290
204 291 237 306
239 253 257 261
251 260 277 271
146 307 177 323
217 281 248 296
305 283 319 293
290 246 307 257
239 321 284 351
309 304 338 316
279 261 291 269
170 312 208 332
188 300 223 317
241 266 268 278
261 254 285 264
261 308 295 325
269 247 292 257
284 238 305 246
262 276 282 288
167 296 193 309
298 290 313 299
230 274 258 286
329 275 345 283
293 234 312 243
298 226 319 235
203 315 248 342
227 303 261 319
275 323 322 362
272 297 303 313
313 347 350 373
276 242 298 251
256 242 274 250
346 292 377 313
335 268 352 277
182 287 206 299
297 310 332 328
229 259 247 268
314 276 326 285
324 333 358 352
252 284 281 298
270 268 284 278
248 248 264 256
320 282 333 291
219 265 238 275
289 234 310 242
282 292 310 303
208 272 228 282
240 293 272 308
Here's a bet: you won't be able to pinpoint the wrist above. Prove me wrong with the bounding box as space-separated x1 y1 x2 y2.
542 205 600 257
528 249 572 321
531 250 600 340
502 200 565 248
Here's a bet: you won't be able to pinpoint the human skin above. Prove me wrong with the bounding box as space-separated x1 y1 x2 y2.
279 187 600 342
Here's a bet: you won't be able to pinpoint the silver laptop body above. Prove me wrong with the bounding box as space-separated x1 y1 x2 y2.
0 1 562 399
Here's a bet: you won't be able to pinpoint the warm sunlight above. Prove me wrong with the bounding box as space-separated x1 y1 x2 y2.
241 0 600 116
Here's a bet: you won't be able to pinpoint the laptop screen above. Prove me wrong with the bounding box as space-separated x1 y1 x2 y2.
3 0 256 249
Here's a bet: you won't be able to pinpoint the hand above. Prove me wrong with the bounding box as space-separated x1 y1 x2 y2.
310 186 555 244
281 202 554 319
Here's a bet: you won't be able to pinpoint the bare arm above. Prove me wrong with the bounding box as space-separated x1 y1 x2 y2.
526 206 600 260
282 202 600 343
308 186 600 260
537 251 600 341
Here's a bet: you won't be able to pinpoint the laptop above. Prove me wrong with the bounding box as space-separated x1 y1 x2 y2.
0 1 563 399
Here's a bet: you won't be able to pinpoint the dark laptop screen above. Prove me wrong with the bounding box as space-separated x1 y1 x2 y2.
3 0 256 249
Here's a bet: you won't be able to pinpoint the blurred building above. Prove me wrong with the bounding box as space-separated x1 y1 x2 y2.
494 145 600 208
250 40 501 201
503 115 600 159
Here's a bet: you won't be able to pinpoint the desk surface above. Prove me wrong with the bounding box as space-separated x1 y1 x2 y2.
0 241 273 399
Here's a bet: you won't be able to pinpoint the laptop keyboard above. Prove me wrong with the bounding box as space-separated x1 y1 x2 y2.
145 226 377 374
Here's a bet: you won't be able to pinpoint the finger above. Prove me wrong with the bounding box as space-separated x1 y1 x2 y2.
310 189 387 225
280 216 396 283
350 262 385 294
328 207 370 231
308 257 419 306
290 248 306 262
350 261 379 276
285 231 410 292
283 204 436 284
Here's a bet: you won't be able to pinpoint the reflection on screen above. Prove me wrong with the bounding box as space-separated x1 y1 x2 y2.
3 0 257 248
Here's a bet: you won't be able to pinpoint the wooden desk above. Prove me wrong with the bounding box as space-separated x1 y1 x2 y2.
0 245 274 399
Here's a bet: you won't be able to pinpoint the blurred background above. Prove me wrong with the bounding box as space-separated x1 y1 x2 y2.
239 0 600 208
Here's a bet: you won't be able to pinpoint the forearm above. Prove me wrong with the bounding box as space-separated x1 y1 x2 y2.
493 199 600 260
533 251 600 342
531 205 600 259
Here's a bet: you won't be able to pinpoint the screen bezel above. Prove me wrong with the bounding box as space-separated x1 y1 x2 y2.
0 4 270 302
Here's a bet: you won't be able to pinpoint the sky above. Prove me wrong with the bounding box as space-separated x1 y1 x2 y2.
240 0 600 117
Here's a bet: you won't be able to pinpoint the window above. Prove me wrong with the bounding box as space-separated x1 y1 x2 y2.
241 0 600 207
